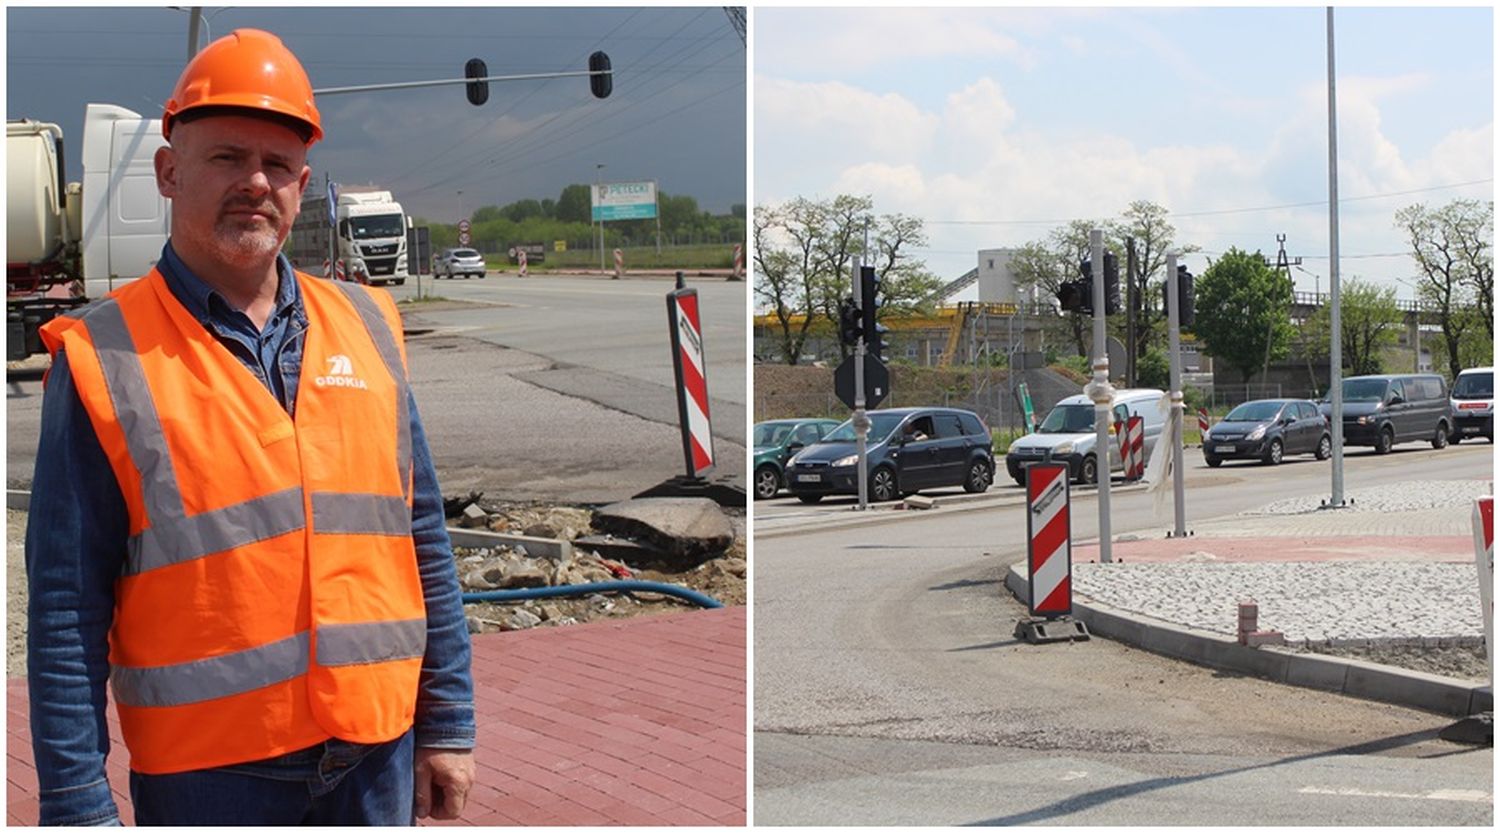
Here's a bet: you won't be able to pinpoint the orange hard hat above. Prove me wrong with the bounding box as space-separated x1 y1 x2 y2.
162 29 322 144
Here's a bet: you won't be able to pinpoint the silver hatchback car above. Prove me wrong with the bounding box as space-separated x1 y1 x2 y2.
435 247 486 279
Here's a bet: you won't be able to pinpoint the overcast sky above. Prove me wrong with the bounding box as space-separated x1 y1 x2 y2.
6 6 747 222
755 6 1494 300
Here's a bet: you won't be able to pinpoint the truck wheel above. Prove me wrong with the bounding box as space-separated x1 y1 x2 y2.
393 279 405 286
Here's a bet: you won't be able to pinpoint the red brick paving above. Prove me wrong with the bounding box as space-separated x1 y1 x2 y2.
6 606 746 826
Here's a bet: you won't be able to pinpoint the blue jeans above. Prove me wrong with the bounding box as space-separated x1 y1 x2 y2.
128 730 413 825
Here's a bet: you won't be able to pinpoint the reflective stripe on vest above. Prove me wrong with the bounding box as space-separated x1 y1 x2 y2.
333 281 411 500
110 618 426 708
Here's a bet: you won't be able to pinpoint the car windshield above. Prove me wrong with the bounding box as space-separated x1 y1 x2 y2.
824 413 904 444
1224 401 1283 422
1037 404 1095 434
349 214 405 239
1453 372 1493 399
754 424 795 446
1342 379 1390 402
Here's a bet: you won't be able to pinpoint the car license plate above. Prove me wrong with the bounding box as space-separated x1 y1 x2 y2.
1463 426 1480 434
797 474 822 483
1215 444 1236 454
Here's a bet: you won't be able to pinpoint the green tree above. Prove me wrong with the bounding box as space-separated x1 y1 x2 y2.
1194 247 1294 383
556 184 592 224
1007 238 1089 357
1107 201 1197 376
1396 199 1493 377
1306 276 1402 376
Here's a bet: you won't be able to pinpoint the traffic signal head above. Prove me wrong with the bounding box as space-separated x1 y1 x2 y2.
838 297 862 347
1057 275 1094 315
1103 252 1121 315
1162 265 1196 327
589 51 613 99
465 58 489 106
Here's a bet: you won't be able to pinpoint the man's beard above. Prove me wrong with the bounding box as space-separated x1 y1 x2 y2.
211 204 286 266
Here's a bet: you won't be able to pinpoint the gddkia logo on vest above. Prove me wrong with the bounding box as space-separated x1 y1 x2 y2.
315 354 368 389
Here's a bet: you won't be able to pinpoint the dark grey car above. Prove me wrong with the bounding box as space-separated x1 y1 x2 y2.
783 407 994 503
1204 399 1331 467
1317 374 1453 453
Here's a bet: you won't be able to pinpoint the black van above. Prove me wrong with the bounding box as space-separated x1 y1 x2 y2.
1318 374 1454 453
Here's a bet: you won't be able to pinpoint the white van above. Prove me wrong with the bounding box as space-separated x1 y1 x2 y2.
1449 366 1493 443
1004 388 1168 485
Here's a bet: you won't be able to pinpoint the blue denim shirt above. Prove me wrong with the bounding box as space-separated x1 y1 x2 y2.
26 243 475 826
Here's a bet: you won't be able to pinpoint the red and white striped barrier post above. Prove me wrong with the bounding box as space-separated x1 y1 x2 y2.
1123 415 1144 480
1026 463 1072 618
731 243 744 281
1197 407 1210 439
1474 496 1493 674
667 287 714 480
613 248 624 280
518 250 529 278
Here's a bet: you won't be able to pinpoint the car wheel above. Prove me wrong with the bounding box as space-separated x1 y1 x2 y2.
1205 456 1222 468
963 459 991 493
1078 454 1098 485
1262 438 1283 465
753 466 781 501
1315 434 1332 460
1011 474 1026 486
1375 426 1394 454
1432 424 1449 449
870 467 898 502
796 494 823 504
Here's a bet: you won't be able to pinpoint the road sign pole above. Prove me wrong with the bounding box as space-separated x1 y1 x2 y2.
1167 253 1187 537
854 262 869 511
1089 229 1113 564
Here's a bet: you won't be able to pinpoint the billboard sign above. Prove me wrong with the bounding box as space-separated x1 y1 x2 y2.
592 181 657 221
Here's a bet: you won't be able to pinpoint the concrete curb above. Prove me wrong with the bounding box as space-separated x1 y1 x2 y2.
756 480 1152 541
1004 562 1492 717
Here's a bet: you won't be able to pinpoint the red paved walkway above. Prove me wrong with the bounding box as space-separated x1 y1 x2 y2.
7 606 746 826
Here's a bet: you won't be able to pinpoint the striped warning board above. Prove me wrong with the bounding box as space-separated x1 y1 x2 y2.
1474 496 1493 673
1197 407 1210 436
1122 415 1145 480
667 287 715 478
1026 462 1072 617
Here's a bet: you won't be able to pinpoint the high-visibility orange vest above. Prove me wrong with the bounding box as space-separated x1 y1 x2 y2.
40 268 426 775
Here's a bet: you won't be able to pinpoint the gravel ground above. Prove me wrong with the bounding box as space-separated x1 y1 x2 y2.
1238 479 1492 515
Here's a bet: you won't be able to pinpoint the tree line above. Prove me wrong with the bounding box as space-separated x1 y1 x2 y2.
414 183 746 254
755 194 1493 382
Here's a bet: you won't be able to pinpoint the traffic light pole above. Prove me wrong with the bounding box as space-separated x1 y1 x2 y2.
853 258 869 512
1089 229 1113 564
1166 253 1187 537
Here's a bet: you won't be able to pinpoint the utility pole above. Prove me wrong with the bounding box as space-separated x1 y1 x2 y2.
1126 237 1137 388
1166 253 1187 537
1088 229 1113 563
1326 6 1346 508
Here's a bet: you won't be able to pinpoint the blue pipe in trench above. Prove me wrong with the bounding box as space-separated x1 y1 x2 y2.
462 580 722 609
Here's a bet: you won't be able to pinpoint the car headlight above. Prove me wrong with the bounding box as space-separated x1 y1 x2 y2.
1054 441 1075 456
832 454 859 467
1356 416 1368 425
1247 425 1266 441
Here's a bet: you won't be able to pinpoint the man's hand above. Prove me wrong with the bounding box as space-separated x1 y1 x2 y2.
413 747 476 820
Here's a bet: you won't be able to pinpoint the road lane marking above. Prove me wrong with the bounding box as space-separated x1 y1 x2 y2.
1298 786 1491 803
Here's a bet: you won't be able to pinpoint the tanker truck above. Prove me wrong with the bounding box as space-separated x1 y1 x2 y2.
6 104 169 360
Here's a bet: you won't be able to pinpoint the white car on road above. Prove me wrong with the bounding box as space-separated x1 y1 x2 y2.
435 247 487 279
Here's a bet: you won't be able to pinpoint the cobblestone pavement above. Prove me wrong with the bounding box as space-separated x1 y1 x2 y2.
1072 480 1492 655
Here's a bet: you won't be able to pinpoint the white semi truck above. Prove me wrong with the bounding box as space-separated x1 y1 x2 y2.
7 104 169 360
286 189 410 286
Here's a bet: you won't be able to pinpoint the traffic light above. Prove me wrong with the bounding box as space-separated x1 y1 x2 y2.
464 58 489 106
837 297 862 347
589 51 614 99
859 266 888 360
1055 279 1090 314
1073 254 1120 315
1162 265 1196 327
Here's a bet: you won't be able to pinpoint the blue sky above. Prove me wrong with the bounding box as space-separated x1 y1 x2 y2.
6 6 747 222
754 6 1494 299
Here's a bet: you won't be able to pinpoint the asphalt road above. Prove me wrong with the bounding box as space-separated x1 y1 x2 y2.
753 442 1494 826
8 271 748 504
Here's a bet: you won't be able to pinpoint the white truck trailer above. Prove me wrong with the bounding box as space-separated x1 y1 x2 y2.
6 104 168 360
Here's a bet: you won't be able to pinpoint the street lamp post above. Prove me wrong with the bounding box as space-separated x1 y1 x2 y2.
595 163 606 272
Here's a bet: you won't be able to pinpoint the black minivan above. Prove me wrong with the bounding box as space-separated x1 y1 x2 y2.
783 407 994 503
1318 374 1454 453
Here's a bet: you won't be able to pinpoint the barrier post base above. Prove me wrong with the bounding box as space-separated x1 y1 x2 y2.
633 476 747 509
1014 617 1090 644
1438 712 1493 746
